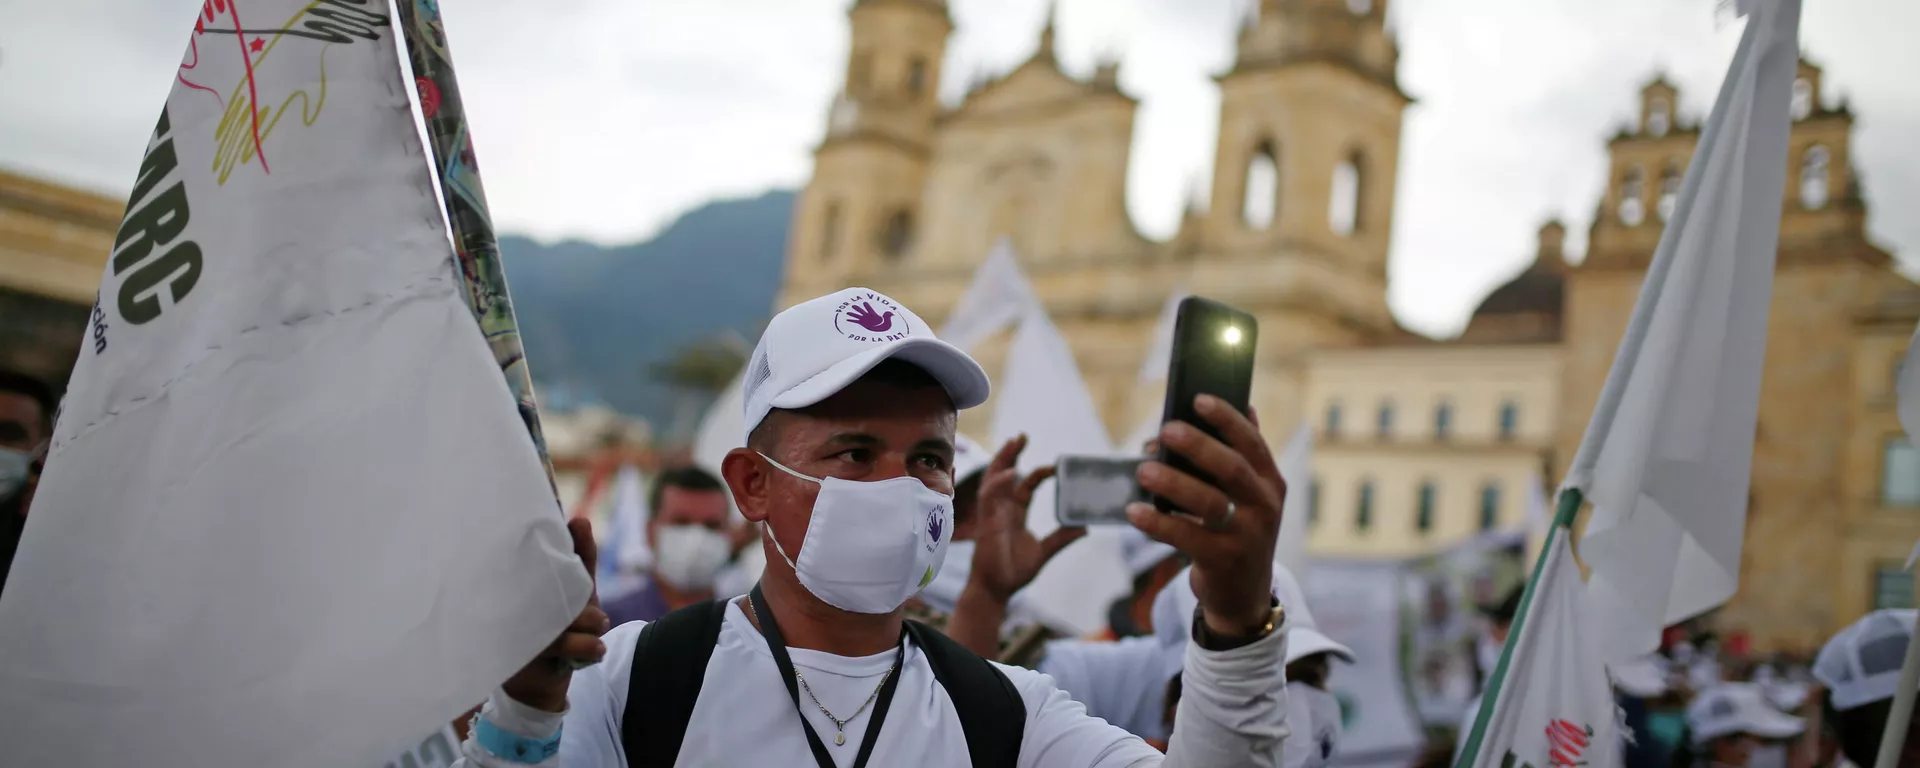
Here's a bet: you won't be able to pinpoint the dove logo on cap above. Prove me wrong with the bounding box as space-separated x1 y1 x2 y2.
834 292 910 342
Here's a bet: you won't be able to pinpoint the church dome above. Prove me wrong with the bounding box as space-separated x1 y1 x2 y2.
1458 220 1570 344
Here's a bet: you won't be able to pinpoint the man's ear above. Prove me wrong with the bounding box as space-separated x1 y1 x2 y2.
722 447 772 524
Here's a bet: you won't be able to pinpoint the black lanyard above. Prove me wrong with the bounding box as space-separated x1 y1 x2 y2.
748 585 907 768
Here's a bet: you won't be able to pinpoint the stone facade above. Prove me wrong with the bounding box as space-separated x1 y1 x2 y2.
0 169 121 390
779 5 1912 651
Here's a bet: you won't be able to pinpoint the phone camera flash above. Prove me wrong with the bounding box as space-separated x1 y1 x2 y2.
1221 326 1243 345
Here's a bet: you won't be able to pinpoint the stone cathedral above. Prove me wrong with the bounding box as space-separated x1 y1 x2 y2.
773 0 1916 653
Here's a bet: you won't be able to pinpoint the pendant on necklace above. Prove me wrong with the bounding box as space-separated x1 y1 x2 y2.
835 732 846 746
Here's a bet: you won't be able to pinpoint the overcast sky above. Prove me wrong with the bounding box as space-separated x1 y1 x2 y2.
1 0 1913 335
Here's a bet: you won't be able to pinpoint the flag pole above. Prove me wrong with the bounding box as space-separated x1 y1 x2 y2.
1453 489 1584 768
1873 609 1920 768
393 0 556 488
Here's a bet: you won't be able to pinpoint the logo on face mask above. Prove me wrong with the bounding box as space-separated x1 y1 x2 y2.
833 293 910 342
926 504 945 551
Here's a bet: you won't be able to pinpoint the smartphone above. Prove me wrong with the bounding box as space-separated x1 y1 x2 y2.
1055 455 1145 526
1152 296 1258 514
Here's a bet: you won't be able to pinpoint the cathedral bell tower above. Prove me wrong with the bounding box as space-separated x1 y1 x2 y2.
780 0 951 309
1200 0 1408 335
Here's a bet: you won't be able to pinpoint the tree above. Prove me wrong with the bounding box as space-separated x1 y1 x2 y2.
648 333 749 444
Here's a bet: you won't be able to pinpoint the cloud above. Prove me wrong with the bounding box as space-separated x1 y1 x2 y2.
1 0 1911 336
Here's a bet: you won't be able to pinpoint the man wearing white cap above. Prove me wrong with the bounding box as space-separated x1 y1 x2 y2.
1149 566 1355 768
1811 609 1920 768
1093 528 1186 641
1681 683 1805 768
456 288 1295 767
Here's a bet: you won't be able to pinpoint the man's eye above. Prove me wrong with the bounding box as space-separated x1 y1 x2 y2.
836 448 873 463
916 455 950 472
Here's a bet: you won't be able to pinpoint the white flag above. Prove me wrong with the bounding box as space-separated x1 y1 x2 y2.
990 301 1122 634
1122 288 1192 451
1459 533 1618 768
692 370 745 479
940 239 1035 352
1896 327 1920 569
0 5 592 766
1274 426 1313 576
1565 0 1802 660
598 465 652 602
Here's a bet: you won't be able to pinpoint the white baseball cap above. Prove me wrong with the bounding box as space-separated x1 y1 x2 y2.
1151 564 1355 665
1120 527 1179 579
742 288 991 441
1685 683 1805 745
1813 608 1917 711
1609 654 1671 698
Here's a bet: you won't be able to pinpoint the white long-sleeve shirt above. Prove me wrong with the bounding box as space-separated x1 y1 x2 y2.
453 600 1288 767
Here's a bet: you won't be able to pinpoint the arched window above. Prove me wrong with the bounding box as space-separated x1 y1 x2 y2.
1329 153 1362 236
1242 141 1278 230
907 57 928 97
1376 400 1394 440
1618 166 1646 226
1791 78 1813 121
1657 164 1681 222
1497 399 1519 440
1478 482 1501 531
1324 402 1343 437
1416 481 1437 534
1355 480 1375 532
818 201 842 262
1647 97 1671 137
1800 145 1830 210
1433 401 1453 441
879 209 914 260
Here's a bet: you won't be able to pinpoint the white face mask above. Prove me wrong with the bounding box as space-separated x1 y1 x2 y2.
1747 741 1788 768
652 524 733 591
759 454 953 615
1283 682 1343 768
0 447 29 500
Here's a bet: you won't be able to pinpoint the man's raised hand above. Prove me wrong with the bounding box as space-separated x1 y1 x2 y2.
1126 396 1285 640
502 517 611 713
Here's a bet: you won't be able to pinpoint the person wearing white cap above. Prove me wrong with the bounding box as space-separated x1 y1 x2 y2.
1093 517 1186 641
1811 609 1920 768
1148 565 1355 767
456 288 1296 767
1678 683 1805 768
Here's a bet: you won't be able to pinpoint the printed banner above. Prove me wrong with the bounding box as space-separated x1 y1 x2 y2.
0 3 591 765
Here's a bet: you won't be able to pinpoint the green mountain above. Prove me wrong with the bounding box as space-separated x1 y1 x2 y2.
497 189 795 439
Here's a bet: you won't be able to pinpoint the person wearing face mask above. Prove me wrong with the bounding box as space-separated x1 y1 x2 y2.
1675 684 1804 768
0 370 54 599
601 466 738 627
909 433 1063 666
959 554 1349 759
455 287 1295 768
1149 566 1352 768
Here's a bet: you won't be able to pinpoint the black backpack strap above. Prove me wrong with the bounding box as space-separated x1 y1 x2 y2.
906 621 1027 768
620 599 730 768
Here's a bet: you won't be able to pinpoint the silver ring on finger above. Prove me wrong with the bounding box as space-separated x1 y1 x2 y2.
1212 501 1237 531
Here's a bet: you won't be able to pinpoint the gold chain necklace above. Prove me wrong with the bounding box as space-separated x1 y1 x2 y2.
747 594 899 747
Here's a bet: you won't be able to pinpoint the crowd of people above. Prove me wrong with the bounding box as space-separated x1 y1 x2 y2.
4 286 1919 767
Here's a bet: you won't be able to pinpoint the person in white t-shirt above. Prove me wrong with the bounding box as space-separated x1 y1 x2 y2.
454 287 1293 768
